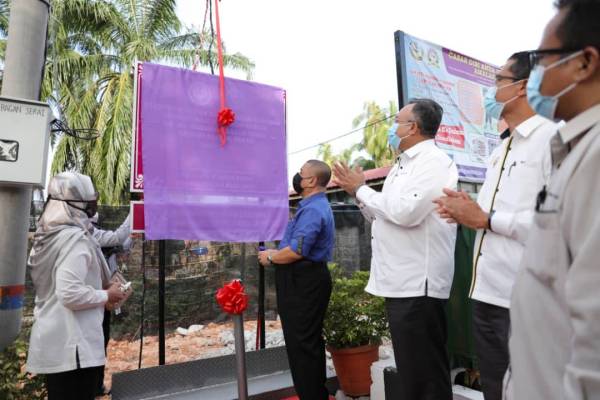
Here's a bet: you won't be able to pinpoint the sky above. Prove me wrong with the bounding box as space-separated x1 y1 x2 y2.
177 0 556 180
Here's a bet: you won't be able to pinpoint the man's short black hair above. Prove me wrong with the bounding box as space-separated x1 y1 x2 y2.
306 159 332 187
508 51 532 80
554 0 600 50
408 98 444 137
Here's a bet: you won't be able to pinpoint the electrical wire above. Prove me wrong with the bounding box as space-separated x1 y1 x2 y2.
50 118 99 140
287 114 396 155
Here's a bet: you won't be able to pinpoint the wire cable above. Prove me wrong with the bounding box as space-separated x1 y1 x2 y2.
287 114 395 155
50 118 99 140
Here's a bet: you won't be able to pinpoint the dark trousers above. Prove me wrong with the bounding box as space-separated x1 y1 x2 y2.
275 260 332 400
97 309 111 393
385 296 452 400
46 353 102 400
472 300 510 400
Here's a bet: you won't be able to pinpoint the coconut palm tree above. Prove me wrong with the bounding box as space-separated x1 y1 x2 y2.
46 0 254 205
317 142 362 167
352 100 397 168
317 100 397 170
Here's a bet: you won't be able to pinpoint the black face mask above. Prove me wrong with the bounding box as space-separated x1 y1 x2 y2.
292 173 304 195
47 195 98 218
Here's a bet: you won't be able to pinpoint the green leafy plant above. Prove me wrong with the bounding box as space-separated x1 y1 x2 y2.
323 265 389 349
0 335 46 400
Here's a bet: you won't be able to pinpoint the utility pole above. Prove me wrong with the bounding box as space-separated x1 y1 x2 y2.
0 0 50 351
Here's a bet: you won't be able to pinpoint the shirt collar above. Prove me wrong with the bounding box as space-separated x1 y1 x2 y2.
513 114 549 139
401 138 436 159
558 103 600 144
299 191 326 208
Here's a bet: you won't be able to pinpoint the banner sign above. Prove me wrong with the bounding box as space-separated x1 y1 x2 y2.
138 63 288 241
396 31 504 182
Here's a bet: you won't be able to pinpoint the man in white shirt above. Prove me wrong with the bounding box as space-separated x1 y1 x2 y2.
505 1 600 398
91 212 132 396
433 52 557 400
334 98 458 400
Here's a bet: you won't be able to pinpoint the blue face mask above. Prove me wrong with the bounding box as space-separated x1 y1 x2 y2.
527 51 583 121
387 123 401 150
484 81 522 120
387 122 414 151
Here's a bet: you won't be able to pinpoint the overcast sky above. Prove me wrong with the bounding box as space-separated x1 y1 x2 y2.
176 0 556 180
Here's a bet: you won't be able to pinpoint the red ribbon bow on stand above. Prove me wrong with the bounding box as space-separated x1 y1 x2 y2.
216 280 249 315
214 0 235 146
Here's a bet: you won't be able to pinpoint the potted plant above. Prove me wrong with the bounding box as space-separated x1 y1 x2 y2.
323 265 389 397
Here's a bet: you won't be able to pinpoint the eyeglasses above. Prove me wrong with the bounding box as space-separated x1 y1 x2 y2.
495 74 519 83
526 48 582 67
395 120 415 125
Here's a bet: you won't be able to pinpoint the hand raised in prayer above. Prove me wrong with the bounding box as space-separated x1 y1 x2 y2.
433 188 489 229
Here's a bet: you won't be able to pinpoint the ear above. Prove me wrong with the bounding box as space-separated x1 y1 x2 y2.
517 80 528 96
577 46 600 82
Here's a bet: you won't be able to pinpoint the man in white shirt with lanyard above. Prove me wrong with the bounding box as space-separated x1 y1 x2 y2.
434 52 557 400
505 0 600 398
334 98 458 400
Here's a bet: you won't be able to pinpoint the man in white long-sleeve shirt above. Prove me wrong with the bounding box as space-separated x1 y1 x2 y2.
505 1 600 399
91 212 132 396
334 98 458 400
433 52 557 400
27 172 127 400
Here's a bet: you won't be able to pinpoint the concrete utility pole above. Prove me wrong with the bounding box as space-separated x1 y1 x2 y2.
0 0 50 351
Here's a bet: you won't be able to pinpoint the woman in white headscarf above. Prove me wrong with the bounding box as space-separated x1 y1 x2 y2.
26 172 126 400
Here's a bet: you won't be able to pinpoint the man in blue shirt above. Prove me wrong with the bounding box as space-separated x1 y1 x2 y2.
258 159 335 400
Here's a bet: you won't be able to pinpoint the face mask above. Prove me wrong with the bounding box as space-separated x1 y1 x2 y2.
48 195 98 218
292 173 304 195
526 51 583 120
387 123 401 150
387 122 414 150
484 80 523 120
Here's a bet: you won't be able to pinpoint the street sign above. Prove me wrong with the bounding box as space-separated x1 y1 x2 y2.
0 97 50 186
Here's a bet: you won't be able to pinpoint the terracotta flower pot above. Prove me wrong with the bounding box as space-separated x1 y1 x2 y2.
327 343 379 397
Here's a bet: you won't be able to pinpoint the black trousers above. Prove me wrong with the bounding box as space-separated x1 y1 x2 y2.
275 260 332 400
46 361 102 400
97 309 111 393
472 299 510 400
385 296 452 400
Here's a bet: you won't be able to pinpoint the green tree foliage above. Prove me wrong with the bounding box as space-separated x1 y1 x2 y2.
317 100 397 170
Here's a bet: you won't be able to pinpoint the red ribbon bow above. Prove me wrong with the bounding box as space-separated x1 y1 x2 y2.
216 280 248 315
217 107 236 144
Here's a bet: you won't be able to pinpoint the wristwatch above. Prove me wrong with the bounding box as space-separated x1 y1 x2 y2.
267 253 274 265
488 210 496 231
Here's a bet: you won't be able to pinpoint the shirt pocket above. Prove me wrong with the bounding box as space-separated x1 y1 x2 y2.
499 159 544 208
520 211 567 286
